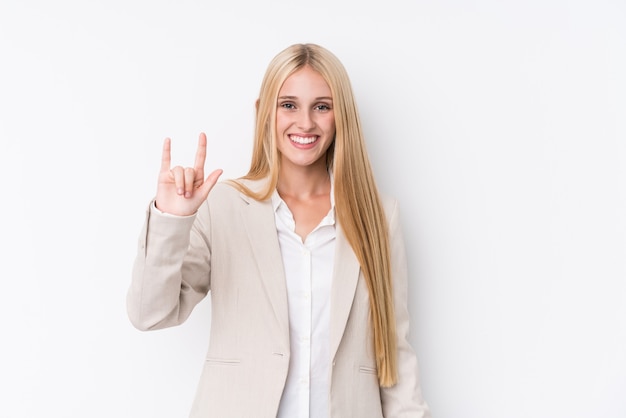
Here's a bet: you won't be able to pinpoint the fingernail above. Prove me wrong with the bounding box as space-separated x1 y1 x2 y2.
177 188 183 195
185 192 191 198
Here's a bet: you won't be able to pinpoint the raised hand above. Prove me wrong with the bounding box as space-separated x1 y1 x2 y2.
155 133 223 216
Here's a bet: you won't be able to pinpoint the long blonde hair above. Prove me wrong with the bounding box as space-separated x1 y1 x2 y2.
233 43 398 387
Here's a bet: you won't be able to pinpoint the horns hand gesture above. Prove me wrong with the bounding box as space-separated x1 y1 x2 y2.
155 133 223 216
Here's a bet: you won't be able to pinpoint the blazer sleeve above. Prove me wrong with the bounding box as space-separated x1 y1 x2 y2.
380 199 432 418
126 199 212 331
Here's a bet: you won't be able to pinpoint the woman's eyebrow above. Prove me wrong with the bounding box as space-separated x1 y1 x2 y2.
278 95 333 101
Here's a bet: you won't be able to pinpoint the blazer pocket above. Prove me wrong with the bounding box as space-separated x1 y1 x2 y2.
206 357 241 366
358 365 378 375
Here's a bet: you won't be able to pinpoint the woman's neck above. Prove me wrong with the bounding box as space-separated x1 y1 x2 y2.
276 161 330 200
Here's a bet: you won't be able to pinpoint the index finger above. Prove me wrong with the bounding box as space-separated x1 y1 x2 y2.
160 137 172 173
193 132 207 174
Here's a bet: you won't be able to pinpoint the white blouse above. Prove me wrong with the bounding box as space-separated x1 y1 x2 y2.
273 189 336 418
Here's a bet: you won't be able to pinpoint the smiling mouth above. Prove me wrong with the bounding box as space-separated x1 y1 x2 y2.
289 135 318 145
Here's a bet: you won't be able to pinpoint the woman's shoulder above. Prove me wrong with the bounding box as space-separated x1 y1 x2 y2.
208 177 271 203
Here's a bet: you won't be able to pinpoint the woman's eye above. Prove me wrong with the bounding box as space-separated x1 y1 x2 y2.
280 102 295 109
315 104 331 111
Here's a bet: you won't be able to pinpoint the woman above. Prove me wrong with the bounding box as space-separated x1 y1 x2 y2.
127 43 431 417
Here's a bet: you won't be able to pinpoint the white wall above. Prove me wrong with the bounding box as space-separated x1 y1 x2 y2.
1 0 624 417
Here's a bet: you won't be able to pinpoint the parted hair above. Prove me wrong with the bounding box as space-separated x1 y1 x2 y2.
232 43 398 387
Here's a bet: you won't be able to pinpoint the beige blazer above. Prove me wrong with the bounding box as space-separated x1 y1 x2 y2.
127 178 431 418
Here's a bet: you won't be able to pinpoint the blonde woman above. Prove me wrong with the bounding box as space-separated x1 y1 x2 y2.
127 43 431 418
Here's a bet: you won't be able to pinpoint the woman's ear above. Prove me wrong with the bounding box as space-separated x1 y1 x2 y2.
255 98 260 112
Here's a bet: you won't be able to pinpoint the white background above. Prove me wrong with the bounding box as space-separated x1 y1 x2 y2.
1 0 625 417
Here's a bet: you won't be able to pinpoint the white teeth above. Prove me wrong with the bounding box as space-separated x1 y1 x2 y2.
290 135 317 144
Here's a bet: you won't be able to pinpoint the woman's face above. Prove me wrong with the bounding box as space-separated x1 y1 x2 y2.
275 66 336 171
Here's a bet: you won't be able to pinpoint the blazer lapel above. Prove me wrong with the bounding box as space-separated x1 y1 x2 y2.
238 180 290 350
234 178 361 360
329 224 361 361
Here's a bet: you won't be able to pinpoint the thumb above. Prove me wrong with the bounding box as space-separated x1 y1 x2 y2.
196 169 223 198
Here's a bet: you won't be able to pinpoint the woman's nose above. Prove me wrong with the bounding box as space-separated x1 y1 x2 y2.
296 110 315 130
